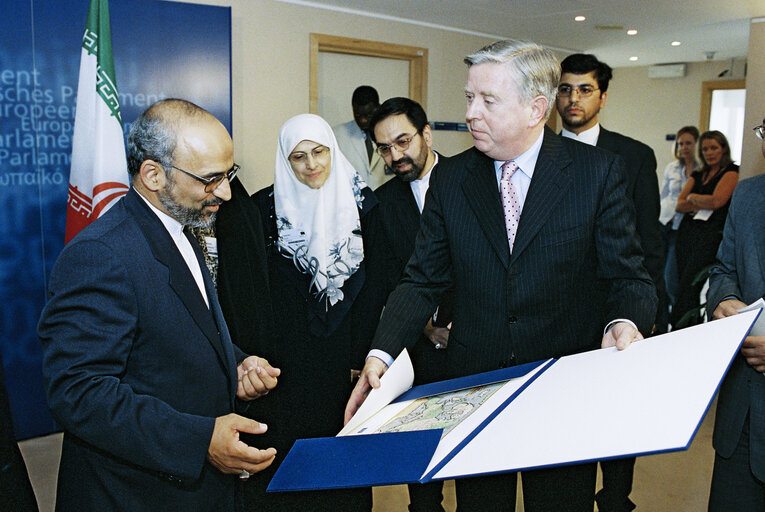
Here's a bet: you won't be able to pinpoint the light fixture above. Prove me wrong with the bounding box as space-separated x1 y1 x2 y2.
671 41 681 46
574 15 586 22
627 29 638 35
629 56 639 61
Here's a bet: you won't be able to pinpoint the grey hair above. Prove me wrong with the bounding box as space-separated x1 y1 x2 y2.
464 40 560 120
126 98 208 178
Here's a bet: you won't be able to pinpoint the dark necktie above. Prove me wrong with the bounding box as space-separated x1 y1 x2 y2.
364 134 373 164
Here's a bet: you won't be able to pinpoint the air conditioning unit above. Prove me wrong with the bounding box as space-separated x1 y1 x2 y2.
648 63 687 79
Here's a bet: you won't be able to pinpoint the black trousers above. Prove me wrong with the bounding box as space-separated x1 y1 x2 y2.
454 462 596 512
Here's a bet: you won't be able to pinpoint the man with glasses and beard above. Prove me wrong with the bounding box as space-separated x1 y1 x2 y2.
38 99 279 511
368 97 453 512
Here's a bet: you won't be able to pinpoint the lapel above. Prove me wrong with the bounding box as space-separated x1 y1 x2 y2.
510 128 572 261
186 231 239 398
461 148 511 268
124 189 234 378
389 177 421 249
595 126 618 153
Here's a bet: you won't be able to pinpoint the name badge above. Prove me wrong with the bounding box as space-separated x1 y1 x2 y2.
280 228 307 246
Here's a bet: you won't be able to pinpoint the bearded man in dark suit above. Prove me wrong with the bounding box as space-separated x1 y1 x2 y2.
369 97 452 512
346 40 656 512
38 99 279 511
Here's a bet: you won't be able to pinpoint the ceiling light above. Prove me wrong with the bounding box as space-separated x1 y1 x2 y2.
574 15 586 22
627 29 638 35
671 41 681 46
629 56 639 61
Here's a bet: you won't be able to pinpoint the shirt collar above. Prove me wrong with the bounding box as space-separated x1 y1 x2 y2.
493 130 544 179
561 122 600 146
137 189 185 241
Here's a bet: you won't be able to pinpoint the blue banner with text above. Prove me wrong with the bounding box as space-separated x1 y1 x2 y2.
0 0 232 439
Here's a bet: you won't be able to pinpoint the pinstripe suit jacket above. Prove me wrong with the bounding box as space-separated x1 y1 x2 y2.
707 174 765 479
372 128 657 378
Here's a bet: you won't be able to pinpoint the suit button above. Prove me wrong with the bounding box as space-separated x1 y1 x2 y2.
509 352 516 363
508 315 517 323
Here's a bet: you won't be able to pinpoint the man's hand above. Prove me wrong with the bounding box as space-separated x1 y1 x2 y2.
741 336 765 372
424 319 451 349
207 413 276 477
237 356 280 400
712 299 747 320
712 299 765 371
601 321 643 350
344 356 388 425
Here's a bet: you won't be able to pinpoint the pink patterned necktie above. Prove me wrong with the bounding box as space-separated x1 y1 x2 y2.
500 160 521 252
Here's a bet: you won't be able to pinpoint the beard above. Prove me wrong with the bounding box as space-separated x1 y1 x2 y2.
389 145 430 183
389 156 422 183
560 104 597 129
159 180 221 229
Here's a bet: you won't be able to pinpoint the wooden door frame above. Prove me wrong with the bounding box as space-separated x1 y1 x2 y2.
700 79 746 132
309 33 428 114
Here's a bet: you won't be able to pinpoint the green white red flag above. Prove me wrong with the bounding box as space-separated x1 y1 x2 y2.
65 0 128 243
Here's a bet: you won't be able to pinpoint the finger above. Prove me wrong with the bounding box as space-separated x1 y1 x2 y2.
344 381 370 424
232 416 268 436
368 370 381 389
241 451 277 474
238 446 277 465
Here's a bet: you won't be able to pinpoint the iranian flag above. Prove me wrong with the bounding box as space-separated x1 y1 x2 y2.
65 0 128 244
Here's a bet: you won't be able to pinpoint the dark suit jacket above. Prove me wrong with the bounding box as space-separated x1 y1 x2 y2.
597 127 663 298
38 188 245 511
374 154 452 384
372 128 657 378
707 174 765 479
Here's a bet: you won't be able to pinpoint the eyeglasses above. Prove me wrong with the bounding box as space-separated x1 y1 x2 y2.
376 133 418 156
557 84 600 98
754 125 765 140
169 163 239 192
288 145 330 165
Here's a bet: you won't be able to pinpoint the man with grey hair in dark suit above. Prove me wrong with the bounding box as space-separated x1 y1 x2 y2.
346 40 656 511
706 117 765 511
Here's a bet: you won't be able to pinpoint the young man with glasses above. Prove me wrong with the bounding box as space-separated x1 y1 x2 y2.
368 97 453 512
555 52 663 512
706 117 765 510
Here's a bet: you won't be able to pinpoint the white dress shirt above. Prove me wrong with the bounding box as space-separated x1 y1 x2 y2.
409 152 439 213
659 159 698 228
561 123 600 146
138 191 209 307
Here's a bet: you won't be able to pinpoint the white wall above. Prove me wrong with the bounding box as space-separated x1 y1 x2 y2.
741 19 765 179
598 59 748 181
170 0 490 193
170 1 764 191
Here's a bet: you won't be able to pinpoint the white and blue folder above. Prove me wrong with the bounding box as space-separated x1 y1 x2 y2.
268 309 761 492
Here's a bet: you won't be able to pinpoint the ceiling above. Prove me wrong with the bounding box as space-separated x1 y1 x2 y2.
282 0 765 67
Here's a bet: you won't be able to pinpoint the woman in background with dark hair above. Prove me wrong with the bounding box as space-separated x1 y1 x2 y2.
658 126 700 328
672 130 738 327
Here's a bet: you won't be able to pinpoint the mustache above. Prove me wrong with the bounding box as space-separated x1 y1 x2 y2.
391 156 414 167
203 198 223 207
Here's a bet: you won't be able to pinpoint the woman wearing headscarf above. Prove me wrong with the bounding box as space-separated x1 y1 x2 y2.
240 114 386 511
672 130 739 328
